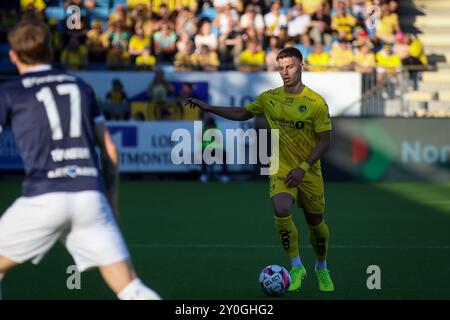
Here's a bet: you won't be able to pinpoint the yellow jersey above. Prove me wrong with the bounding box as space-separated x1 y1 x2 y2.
376 51 401 68
239 50 266 66
245 86 332 177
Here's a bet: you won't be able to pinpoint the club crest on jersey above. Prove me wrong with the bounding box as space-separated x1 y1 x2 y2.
284 97 294 104
298 105 307 113
65 166 78 178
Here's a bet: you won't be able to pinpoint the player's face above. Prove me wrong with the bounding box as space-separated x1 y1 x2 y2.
277 57 303 87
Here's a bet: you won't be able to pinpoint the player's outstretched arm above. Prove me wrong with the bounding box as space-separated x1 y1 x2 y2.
95 122 120 221
184 97 254 121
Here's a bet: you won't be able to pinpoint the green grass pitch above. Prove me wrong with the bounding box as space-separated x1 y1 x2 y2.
1 180 450 299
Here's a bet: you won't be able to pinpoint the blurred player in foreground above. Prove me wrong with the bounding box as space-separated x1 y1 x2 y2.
0 20 160 300
184 47 334 292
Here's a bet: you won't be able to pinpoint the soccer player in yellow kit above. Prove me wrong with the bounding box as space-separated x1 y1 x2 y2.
184 47 334 292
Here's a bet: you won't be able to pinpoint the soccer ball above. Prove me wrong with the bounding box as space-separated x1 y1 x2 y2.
258 265 291 296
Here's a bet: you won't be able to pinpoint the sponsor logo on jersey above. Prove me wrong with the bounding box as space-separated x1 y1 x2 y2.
47 166 98 179
269 116 304 130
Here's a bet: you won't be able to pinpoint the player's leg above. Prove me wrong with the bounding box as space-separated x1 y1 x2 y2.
0 194 72 299
98 260 161 300
269 175 306 291
298 179 334 292
0 256 18 299
65 191 161 300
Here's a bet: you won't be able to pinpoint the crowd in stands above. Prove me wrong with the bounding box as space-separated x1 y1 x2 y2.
0 0 429 75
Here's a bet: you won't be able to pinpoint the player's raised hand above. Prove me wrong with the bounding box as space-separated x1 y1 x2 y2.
183 97 209 111
285 168 305 188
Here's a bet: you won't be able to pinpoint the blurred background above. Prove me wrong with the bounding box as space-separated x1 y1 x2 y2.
0 0 449 299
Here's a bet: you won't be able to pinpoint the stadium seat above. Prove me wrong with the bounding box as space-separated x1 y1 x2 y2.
418 35 450 47
412 0 450 9
415 16 450 28
422 72 450 83
438 90 450 102
407 91 434 102
418 82 450 92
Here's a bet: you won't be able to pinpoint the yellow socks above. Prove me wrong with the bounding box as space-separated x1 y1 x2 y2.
274 215 299 260
308 220 329 263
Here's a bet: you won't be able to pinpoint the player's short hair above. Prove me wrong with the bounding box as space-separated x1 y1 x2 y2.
276 47 303 63
7 19 52 65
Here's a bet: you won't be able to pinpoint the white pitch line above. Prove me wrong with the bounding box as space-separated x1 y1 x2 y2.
129 244 450 249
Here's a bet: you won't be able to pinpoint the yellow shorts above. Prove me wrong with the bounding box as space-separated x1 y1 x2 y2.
269 174 325 214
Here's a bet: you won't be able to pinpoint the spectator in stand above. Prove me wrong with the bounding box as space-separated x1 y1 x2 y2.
376 44 402 98
109 3 134 31
174 40 196 71
394 33 423 90
242 0 268 15
264 1 287 37
21 0 46 12
153 22 177 63
86 19 108 63
152 0 177 15
48 18 63 63
175 6 198 37
295 0 326 16
295 33 315 60
175 0 198 13
352 29 372 49
354 42 376 73
265 36 283 71
127 0 151 11
239 39 265 72
351 0 366 21
60 36 88 70
128 25 151 62
192 44 220 71
376 1 401 44
106 22 130 69
331 0 356 42
215 3 243 66
194 19 218 53
240 4 265 39
242 25 261 46
329 39 354 70
408 33 427 66
309 3 333 47
154 3 174 30
278 25 290 48
136 46 157 70
307 43 330 71
177 31 194 52
287 3 311 40
148 68 174 119
105 78 130 120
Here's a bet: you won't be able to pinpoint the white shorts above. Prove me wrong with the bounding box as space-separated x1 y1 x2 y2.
0 191 130 272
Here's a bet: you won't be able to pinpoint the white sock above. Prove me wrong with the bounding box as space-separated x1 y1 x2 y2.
117 278 161 300
290 256 303 268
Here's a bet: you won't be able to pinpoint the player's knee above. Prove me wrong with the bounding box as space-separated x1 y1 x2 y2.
274 205 291 218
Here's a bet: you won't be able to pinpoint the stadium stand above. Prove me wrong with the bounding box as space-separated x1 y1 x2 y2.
0 0 448 118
